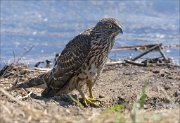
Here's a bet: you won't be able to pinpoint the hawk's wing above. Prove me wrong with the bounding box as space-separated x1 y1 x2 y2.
56 35 91 76
41 32 92 97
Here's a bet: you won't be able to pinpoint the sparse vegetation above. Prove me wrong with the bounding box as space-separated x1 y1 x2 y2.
138 81 147 108
0 63 179 123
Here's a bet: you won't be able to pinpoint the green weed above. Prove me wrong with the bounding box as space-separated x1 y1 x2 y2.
138 81 147 108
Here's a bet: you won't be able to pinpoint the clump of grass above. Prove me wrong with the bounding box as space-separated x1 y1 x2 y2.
112 105 126 123
111 104 124 112
138 81 147 108
131 81 147 123
94 103 126 123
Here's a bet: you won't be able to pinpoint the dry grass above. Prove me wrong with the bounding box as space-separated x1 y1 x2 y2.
0 87 71 123
0 63 179 123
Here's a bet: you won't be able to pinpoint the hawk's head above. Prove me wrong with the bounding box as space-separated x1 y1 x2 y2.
94 18 123 36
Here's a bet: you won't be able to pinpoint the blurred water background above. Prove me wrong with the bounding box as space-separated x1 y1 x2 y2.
0 0 179 68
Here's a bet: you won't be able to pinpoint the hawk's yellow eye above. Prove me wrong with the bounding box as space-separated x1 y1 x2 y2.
108 24 112 28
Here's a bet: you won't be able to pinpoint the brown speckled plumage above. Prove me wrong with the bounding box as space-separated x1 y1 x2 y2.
14 18 123 105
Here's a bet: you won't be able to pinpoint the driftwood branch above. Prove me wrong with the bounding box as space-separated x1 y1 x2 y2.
124 60 146 66
131 43 162 61
122 43 174 67
113 43 169 63
158 46 169 61
106 61 123 65
112 44 159 51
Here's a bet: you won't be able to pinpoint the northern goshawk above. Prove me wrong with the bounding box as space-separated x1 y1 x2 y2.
14 18 123 106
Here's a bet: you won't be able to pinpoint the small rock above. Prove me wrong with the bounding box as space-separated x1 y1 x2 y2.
117 97 125 104
99 94 105 98
164 84 171 90
160 73 165 77
168 76 173 79
127 84 132 87
174 90 180 97
143 104 148 109
152 70 160 74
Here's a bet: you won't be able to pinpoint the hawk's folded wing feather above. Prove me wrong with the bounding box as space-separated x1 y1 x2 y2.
42 32 91 97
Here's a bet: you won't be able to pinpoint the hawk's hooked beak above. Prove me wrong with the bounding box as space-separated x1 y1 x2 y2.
119 28 123 34
118 26 123 34
112 26 123 36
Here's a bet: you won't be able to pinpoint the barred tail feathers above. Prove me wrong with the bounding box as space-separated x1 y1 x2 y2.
13 72 51 89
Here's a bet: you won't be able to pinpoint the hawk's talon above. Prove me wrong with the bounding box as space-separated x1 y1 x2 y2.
88 98 101 102
82 97 101 107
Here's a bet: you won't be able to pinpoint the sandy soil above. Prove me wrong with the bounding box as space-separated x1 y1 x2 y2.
0 63 180 123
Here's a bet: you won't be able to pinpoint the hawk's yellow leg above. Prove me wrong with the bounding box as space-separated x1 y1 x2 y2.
78 88 100 107
88 80 94 99
77 83 100 107
87 80 101 106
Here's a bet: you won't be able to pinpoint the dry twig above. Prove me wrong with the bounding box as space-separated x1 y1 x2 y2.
16 45 34 63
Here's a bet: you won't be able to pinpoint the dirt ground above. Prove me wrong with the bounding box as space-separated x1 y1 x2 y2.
0 62 180 123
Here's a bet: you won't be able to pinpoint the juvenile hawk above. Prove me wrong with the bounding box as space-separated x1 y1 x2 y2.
14 18 123 106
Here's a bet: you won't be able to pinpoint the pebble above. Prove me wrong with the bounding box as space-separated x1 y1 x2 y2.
99 94 105 98
174 90 180 97
164 84 171 90
152 70 160 74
